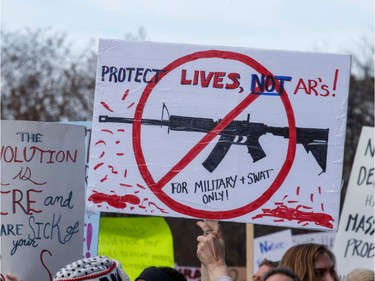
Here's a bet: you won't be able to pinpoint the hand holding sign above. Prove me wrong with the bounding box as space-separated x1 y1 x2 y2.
197 220 227 281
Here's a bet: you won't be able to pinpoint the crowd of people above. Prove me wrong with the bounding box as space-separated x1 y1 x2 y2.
2 220 374 281
195 220 374 281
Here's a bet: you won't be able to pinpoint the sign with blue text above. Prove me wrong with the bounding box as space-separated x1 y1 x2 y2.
0 121 86 281
253 229 293 271
87 40 351 230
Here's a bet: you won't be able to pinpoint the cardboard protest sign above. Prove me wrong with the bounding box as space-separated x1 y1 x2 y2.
87 40 351 230
253 230 293 271
333 126 374 278
0 121 85 281
98 216 174 281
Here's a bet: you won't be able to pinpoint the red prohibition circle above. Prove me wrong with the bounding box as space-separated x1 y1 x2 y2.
132 50 296 219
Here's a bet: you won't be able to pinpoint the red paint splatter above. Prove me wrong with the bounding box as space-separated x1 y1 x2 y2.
100 101 114 112
88 191 141 209
101 129 113 134
296 186 300 195
274 219 284 222
100 175 108 182
122 89 129 100
124 169 127 177
310 193 314 202
149 202 168 213
120 183 132 187
139 205 146 209
318 186 321 194
321 203 325 211
287 200 298 204
95 140 106 146
115 140 120 144
137 183 146 189
252 202 334 229
108 165 118 174
99 151 105 158
296 205 313 210
282 195 288 201
117 129 125 132
127 102 135 108
94 162 104 170
116 152 124 156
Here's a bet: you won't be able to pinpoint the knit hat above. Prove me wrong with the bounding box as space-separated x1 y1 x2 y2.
53 256 130 281
347 268 374 281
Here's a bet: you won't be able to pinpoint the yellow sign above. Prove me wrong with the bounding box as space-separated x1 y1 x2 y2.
99 216 174 280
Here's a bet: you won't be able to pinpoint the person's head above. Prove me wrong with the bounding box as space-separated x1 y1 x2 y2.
262 267 301 281
135 266 187 281
347 268 374 281
279 243 339 281
53 256 130 281
253 259 279 281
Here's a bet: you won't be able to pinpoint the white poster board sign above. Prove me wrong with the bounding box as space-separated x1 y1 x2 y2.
253 230 293 271
88 40 351 230
0 121 86 281
333 126 374 278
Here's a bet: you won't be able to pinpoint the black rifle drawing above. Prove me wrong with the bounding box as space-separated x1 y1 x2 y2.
99 113 329 174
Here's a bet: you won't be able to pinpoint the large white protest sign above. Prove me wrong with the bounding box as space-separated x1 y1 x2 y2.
87 40 351 230
333 126 374 278
0 121 86 281
253 230 293 271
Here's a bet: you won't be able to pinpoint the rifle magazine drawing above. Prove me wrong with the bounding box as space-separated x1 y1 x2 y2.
98 113 329 174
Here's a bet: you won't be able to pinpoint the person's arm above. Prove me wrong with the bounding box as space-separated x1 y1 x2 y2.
196 220 232 281
198 220 216 281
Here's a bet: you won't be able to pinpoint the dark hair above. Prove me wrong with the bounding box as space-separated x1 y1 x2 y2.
135 266 187 281
262 267 301 281
158 267 187 281
259 259 279 268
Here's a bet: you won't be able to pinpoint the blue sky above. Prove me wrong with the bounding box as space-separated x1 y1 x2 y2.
1 0 374 57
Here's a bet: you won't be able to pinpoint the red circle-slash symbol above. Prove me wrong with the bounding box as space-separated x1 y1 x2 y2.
133 50 296 219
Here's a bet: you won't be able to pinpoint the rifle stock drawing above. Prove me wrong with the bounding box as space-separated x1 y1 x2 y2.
99 114 329 174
